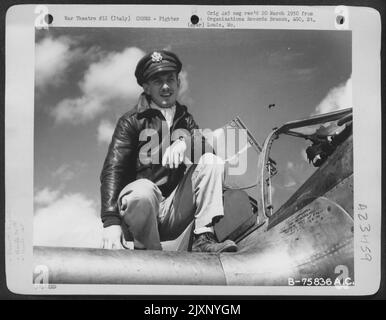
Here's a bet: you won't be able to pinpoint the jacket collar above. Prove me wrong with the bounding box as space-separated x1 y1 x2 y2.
136 92 187 120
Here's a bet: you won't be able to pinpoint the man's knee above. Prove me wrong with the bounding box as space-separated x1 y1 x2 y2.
119 179 161 216
120 178 158 198
197 153 225 173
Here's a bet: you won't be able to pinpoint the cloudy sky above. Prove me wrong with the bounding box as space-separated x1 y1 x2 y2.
34 28 351 248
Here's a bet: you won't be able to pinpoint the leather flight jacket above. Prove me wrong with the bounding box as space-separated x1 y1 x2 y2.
100 93 211 228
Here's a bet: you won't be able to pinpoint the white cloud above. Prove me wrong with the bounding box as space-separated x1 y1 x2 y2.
283 179 297 188
52 162 86 182
35 36 78 90
270 185 276 197
52 47 145 124
97 119 115 144
283 163 297 188
52 164 75 181
34 192 103 248
178 70 189 97
34 187 60 206
280 160 313 189
313 77 352 115
177 70 192 106
301 148 309 163
287 161 294 170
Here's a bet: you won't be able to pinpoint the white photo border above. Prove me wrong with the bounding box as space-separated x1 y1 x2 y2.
4 4 382 295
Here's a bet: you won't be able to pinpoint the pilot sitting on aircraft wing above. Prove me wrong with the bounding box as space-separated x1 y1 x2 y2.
100 50 237 253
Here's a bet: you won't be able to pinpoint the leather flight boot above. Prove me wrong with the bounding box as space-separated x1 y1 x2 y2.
191 232 238 253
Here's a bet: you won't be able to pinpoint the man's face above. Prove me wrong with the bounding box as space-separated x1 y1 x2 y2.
143 72 180 108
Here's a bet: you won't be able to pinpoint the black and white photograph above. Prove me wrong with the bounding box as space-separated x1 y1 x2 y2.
4 5 381 295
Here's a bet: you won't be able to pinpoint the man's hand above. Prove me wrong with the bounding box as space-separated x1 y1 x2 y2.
101 225 123 250
162 138 187 169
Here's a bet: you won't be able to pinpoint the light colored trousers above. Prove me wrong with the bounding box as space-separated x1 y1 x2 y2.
118 153 225 250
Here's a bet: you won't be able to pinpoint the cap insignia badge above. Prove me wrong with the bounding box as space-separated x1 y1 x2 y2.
151 52 163 62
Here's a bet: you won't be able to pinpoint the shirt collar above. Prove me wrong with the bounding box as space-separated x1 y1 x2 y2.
150 101 176 115
136 93 183 119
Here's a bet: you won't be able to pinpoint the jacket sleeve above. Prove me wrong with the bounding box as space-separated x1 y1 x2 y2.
100 117 138 228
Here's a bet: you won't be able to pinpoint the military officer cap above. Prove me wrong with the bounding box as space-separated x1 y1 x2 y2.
135 50 182 86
